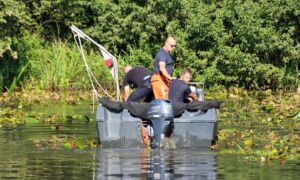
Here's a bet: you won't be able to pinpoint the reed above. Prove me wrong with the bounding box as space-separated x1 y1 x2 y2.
8 62 30 91
28 40 112 90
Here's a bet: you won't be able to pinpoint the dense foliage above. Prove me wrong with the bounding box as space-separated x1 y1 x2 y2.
1 0 299 92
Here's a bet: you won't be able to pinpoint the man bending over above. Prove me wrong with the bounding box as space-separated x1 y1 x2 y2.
168 68 198 103
123 66 153 102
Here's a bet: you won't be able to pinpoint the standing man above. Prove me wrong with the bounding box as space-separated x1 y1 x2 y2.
168 68 198 103
151 37 177 99
123 65 153 102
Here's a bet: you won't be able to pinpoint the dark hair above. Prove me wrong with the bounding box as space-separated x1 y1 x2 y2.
181 68 192 76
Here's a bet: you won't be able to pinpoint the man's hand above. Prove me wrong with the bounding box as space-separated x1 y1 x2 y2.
188 92 198 101
159 62 174 80
186 97 193 102
124 85 130 101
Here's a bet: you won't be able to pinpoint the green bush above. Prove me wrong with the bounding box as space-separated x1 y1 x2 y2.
1 0 299 91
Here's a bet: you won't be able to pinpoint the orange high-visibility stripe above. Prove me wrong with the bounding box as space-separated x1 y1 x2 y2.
140 121 150 146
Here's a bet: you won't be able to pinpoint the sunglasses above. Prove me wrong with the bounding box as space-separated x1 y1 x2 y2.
169 43 176 48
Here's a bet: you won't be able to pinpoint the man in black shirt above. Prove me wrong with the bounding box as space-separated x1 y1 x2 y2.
123 66 153 102
168 68 198 103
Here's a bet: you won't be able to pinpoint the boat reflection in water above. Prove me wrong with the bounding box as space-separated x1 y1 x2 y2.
96 148 216 179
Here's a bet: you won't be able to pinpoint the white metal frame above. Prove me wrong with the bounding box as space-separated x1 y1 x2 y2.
70 25 120 100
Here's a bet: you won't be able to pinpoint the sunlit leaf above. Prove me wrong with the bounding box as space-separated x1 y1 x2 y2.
244 139 254 148
261 104 273 112
287 110 300 119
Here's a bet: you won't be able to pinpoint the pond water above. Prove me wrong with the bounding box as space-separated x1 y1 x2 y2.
0 103 299 179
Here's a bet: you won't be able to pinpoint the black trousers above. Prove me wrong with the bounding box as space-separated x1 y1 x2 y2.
127 87 154 102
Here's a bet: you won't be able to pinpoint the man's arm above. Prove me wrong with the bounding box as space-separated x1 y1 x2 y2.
188 92 198 101
124 85 130 101
159 62 176 80
185 86 198 102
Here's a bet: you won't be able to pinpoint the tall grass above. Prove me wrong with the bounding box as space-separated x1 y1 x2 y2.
8 62 30 91
28 39 115 91
0 48 29 92
282 60 300 90
29 41 81 89
0 69 3 92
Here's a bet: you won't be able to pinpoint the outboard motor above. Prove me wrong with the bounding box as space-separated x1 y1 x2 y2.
146 99 174 148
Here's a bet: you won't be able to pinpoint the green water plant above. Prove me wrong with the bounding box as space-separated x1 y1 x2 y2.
216 90 300 161
32 135 97 150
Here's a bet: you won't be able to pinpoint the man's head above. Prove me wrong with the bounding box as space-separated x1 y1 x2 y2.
124 65 132 74
163 37 176 53
180 68 192 84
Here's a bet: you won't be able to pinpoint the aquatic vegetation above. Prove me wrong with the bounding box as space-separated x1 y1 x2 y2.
0 89 94 106
0 106 27 129
0 105 91 128
1 88 299 161
1 90 97 151
32 135 97 150
212 89 300 161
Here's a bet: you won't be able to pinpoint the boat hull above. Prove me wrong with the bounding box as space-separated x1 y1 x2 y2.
96 104 218 148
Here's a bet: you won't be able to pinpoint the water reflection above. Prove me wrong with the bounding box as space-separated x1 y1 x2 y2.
0 123 97 179
96 148 217 179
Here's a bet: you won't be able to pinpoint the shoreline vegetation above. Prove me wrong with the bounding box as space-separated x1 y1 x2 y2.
1 0 299 93
1 88 299 162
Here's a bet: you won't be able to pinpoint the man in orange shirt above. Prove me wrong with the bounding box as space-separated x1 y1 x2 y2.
151 37 177 99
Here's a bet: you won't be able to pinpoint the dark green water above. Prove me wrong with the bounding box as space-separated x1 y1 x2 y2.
0 103 299 179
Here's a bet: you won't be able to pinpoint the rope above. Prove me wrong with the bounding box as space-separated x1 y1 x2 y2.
73 34 114 100
92 89 95 113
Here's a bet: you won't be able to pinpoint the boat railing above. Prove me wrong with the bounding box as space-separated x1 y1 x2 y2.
189 82 205 101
